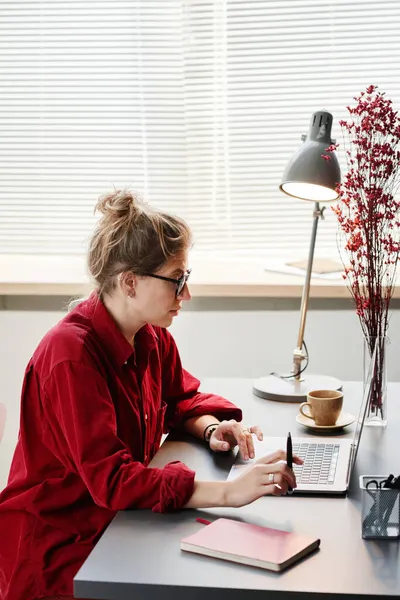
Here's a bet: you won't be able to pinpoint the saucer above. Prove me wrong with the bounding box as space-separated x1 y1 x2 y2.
296 412 356 431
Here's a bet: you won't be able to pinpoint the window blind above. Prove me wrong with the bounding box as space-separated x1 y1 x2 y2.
1 0 400 260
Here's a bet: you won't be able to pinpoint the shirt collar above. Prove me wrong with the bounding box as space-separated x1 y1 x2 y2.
81 292 159 368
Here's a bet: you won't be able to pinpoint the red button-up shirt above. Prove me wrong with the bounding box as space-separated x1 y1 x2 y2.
0 293 242 600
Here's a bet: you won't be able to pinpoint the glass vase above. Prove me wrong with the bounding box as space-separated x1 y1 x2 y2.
363 336 388 427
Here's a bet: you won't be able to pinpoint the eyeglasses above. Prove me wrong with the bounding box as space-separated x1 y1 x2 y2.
143 268 192 297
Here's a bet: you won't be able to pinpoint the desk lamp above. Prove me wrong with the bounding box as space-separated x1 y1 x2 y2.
253 110 342 402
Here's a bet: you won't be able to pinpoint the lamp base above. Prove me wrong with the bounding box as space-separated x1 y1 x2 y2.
253 374 342 403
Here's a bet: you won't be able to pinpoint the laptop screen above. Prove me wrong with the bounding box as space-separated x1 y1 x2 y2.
347 343 378 480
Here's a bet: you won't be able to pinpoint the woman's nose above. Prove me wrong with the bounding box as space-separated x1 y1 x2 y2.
179 283 191 301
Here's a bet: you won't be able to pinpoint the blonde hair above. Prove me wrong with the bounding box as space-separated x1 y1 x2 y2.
87 189 192 296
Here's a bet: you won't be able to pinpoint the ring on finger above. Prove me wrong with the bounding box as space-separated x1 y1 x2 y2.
268 473 275 484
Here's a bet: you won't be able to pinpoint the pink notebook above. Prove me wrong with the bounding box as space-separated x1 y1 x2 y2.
181 518 320 572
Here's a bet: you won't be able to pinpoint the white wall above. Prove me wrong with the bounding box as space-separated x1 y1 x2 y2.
1 305 399 489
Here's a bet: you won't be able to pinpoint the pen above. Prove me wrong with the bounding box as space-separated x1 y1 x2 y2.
287 431 293 495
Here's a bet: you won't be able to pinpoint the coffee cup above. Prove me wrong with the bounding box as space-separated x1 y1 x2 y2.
299 389 343 426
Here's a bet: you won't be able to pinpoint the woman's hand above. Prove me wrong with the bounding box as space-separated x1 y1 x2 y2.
225 449 303 507
184 448 304 510
208 419 263 459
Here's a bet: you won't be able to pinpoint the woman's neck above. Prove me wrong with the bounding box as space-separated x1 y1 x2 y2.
102 292 144 345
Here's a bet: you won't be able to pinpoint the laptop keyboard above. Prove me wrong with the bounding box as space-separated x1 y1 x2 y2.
292 442 340 485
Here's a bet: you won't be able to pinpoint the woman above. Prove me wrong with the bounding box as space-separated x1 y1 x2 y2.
0 190 300 600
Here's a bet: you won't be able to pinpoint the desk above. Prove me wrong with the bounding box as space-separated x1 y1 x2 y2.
74 379 400 600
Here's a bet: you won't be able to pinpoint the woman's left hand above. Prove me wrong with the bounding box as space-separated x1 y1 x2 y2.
209 420 263 460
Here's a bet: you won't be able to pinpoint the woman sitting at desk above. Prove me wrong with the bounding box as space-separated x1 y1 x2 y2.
0 190 299 600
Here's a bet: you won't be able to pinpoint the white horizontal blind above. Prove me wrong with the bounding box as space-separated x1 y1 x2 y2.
182 0 400 260
0 1 186 254
1 0 400 260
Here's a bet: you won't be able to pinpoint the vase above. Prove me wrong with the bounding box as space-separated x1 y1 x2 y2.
363 336 388 427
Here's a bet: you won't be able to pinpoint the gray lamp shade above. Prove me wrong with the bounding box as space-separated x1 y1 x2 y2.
280 110 341 202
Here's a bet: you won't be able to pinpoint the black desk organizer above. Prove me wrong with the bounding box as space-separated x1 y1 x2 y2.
360 476 400 539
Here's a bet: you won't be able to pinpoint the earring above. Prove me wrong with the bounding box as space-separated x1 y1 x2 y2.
128 290 135 298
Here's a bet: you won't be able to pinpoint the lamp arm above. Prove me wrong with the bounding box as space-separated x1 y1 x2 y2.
293 201 325 380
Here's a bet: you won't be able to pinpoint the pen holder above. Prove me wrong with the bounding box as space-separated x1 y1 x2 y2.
360 476 400 540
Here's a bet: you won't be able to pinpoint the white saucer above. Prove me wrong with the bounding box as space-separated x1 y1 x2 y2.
296 412 356 431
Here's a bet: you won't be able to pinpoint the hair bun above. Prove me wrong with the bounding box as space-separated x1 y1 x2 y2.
95 188 145 223
88 187 192 297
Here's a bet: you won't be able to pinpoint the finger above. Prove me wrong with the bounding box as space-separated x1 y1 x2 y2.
210 421 236 448
270 483 288 496
211 438 230 452
277 463 297 489
249 425 263 441
275 477 289 495
244 430 256 460
263 482 288 497
256 450 303 466
256 449 287 465
262 471 290 493
262 463 297 489
278 463 297 489
231 423 250 460
219 420 245 447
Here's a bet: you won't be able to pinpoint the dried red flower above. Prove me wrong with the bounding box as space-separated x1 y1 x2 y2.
332 85 400 416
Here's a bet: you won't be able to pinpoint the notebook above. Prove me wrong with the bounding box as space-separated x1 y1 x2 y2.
287 258 343 274
181 518 320 572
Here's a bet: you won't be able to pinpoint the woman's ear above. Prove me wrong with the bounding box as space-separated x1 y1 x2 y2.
118 271 136 298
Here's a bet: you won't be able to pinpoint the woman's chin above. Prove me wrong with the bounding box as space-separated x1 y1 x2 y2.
150 313 174 328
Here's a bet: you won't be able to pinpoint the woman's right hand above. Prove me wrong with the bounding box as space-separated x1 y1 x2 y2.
225 449 302 508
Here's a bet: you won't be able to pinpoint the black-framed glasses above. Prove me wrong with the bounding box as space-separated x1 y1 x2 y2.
143 268 192 297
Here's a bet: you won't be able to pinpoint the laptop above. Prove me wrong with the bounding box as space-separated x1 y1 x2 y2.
228 345 376 494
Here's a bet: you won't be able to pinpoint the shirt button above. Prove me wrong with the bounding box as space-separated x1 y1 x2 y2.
144 413 148 421
144 454 148 461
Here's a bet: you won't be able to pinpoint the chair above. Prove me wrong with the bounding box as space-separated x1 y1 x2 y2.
0 402 6 444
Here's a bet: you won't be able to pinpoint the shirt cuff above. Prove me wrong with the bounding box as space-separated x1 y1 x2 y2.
168 396 243 431
152 461 196 513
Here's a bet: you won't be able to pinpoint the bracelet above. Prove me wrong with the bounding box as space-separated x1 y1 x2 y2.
203 422 220 443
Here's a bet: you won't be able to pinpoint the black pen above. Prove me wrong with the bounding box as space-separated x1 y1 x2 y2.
287 431 293 495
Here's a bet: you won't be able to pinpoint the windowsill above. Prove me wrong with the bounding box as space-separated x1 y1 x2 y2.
0 253 393 299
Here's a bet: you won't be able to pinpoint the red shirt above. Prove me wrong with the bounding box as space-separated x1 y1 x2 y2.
0 293 242 600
